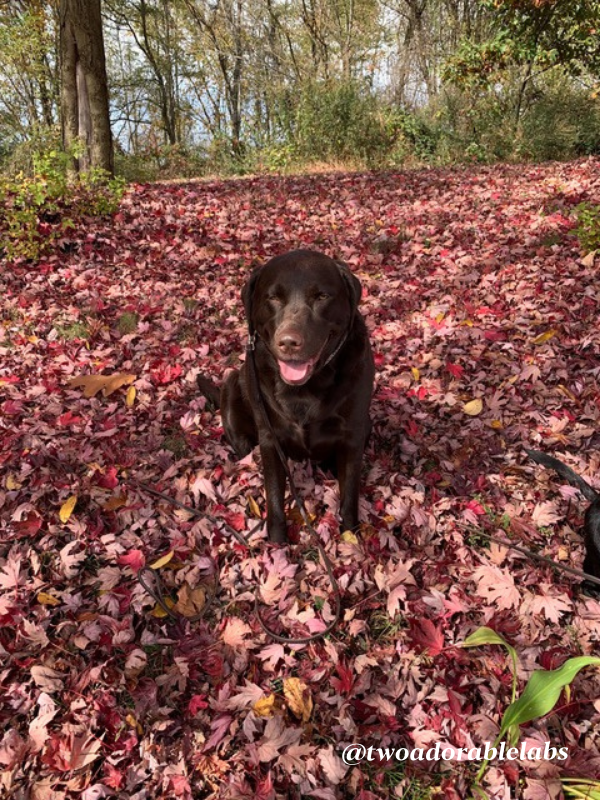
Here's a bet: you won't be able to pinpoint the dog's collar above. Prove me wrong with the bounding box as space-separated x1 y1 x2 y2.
246 332 258 352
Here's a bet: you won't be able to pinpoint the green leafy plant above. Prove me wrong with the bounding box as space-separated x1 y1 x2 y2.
574 203 600 254
561 778 600 799
0 144 126 263
462 626 600 795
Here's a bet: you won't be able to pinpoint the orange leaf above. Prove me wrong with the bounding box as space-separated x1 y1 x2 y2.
68 372 136 398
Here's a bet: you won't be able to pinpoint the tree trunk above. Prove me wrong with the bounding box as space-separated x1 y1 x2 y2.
59 0 113 176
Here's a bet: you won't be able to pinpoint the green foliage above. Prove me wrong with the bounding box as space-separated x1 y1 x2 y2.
462 626 600 792
0 146 126 263
447 0 600 88
442 33 515 89
55 321 90 341
117 312 140 335
498 655 600 743
279 80 392 166
463 627 518 703
517 76 600 160
562 778 600 799
574 203 600 254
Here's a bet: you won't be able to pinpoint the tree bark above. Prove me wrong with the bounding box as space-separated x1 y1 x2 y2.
60 0 113 175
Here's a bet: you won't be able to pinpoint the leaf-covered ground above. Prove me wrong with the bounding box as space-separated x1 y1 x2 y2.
1 160 600 800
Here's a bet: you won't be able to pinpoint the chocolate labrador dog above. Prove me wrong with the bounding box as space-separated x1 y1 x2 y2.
197 249 374 543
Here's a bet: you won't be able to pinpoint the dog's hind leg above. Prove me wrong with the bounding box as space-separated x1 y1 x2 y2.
221 370 258 459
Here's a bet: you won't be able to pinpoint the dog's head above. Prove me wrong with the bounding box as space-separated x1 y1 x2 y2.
242 249 361 386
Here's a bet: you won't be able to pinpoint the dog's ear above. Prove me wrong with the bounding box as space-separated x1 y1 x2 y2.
335 260 362 309
241 267 261 325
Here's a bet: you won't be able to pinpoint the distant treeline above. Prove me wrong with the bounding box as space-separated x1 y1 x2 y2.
1 0 599 179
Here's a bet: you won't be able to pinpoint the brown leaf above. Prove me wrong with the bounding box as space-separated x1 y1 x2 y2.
581 250 597 267
173 581 206 617
102 494 127 511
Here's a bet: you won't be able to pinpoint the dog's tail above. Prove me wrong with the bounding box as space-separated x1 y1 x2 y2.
196 375 221 409
526 449 598 503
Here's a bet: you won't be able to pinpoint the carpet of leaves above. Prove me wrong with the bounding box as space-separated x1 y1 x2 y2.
1 160 600 800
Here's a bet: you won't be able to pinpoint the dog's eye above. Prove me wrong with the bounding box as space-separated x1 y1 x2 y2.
315 292 331 302
266 292 283 304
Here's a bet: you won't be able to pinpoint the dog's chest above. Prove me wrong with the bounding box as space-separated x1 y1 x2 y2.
273 397 343 459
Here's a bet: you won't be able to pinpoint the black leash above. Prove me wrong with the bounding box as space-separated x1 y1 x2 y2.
124 477 266 623
462 524 600 589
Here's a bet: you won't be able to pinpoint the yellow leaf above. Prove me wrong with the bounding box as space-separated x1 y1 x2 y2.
125 713 143 735
491 420 503 430
341 530 359 545
435 312 445 323
287 506 316 525
6 473 21 490
247 495 262 518
59 495 78 523
461 319 474 327
283 678 313 723
463 398 483 416
532 329 557 345
37 592 61 606
151 597 175 618
557 384 577 402
28 335 39 344
253 695 276 717
67 372 136 398
149 551 175 570
126 385 136 407
173 582 206 618
411 367 420 381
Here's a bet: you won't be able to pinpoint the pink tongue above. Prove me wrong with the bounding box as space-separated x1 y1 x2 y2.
278 360 311 382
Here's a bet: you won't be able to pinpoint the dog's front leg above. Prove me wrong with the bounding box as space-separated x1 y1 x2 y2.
337 443 364 533
259 437 288 543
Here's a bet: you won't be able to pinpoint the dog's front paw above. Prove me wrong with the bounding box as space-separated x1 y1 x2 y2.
267 520 288 545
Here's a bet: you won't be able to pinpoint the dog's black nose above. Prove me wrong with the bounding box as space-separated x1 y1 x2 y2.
277 331 304 355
